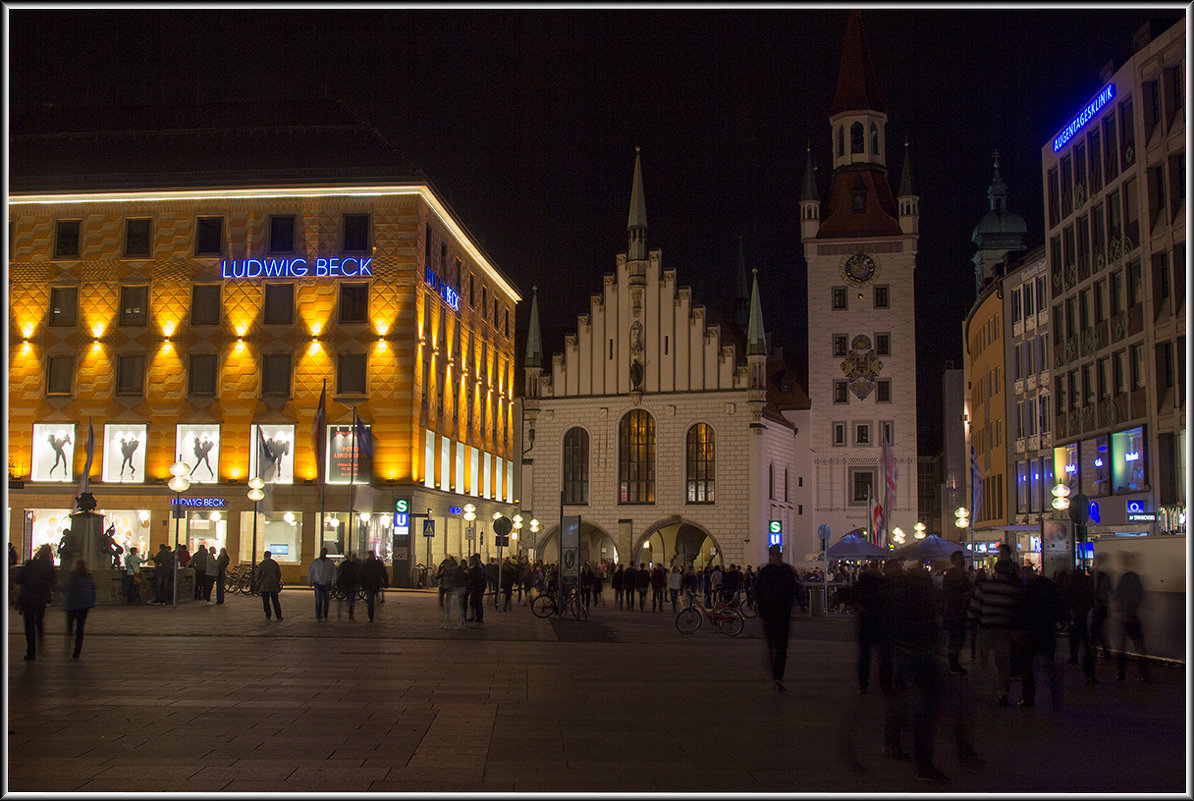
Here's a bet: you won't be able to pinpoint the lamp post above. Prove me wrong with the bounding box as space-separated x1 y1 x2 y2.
914 522 927 539
463 503 477 557
168 459 191 608
529 518 540 560
891 526 906 546
954 506 970 555
512 514 522 558
247 476 265 585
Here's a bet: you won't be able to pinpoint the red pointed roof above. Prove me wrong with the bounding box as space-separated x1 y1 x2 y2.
829 11 885 116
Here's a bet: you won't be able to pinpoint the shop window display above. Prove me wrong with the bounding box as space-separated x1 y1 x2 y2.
249 424 295 484
30 423 76 482
102 423 147 483
239 510 302 564
177 423 221 483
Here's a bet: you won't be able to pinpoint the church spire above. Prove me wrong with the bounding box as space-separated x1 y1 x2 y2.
899 137 915 196
747 268 767 357
830 10 885 116
524 285 543 369
800 141 820 202
627 147 648 261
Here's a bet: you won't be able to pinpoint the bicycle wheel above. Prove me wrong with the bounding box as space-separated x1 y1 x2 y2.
738 600 757 619
531 594 557 618
715 608 745 637
675 607 702 634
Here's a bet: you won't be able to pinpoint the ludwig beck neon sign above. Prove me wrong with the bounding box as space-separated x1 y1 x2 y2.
220 256 373 279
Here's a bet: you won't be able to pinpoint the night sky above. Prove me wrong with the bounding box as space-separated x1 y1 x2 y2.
9 7 1186 456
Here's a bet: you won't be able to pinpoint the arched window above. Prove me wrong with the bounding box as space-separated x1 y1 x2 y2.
618 409 655 503
563 427 589 505
852 178 868 213
850 122 864 154
870 123 880 155
686 423 715 503
836 125 844 157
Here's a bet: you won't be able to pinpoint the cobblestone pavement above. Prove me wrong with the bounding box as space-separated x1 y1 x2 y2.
6 589 1188 793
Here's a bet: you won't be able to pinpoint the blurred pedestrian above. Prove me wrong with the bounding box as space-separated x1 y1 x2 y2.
214 547 230 604
123 546 147 604
254 550 283 620
307 547 336 621
580 562 594 609
500 556 516 612
1090 552 1113 663
1060 566 1097 683
18 544 57 660
756 544 799 691
360 550 390 623
464 553 485 627
202 545 220 603
63 558 97 659
191 545 209 601
622 563 636 611
852 561 891 693
942 550 970 674
1016 568 1066 708
667 565 683 613
337 552 361 621
969 558 1022 706
1113 551 1152 682
591 560 605 606
634 562 650 611
150 544 172 605
650 563 667 611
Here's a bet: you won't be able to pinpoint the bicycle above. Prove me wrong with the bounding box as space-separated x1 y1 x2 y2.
675 591 744 636
224 565 257 595
725 594 758 619
414 563 430 589
531 586 587 619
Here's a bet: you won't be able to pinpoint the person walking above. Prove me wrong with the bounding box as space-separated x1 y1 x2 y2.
149 544 172 605
201 545 220 604
634 562 651 611
852 561 891 693
307 547 337 621
191 545 209 601
214 547 230 605
1113 551 1153 682
499 556 516 612
1016 568 1066 708
254 550 283 620
18 544 57 660
465 553 485 627
337 552 362 621
969 558 1023 706
611 563 625 610
359 550 390 623
942 550 971 674
591 560 605 606
650 563 667 612
63 558 97 659
667 565 684 614
1060 566 1097 683
122 546 147 604
621 563 636 611
756 545 799 691
1090 552 1114 663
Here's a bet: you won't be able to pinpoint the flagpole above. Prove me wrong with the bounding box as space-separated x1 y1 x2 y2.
316 380 326 556
348 406 358 557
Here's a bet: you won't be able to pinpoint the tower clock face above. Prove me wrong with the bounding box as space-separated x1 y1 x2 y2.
843 252 877 284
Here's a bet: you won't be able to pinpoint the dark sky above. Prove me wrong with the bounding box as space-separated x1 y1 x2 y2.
9 7 1186 456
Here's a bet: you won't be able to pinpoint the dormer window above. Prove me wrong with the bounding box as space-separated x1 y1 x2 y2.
852 178 867 213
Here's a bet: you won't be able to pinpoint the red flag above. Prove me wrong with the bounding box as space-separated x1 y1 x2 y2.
881 437 897 548
311 382 327 505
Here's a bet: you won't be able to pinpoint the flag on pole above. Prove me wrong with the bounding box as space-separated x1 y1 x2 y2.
355 417 373 460
256 424 275 515
74 418 95 505
870 491 885 546
311 381 327 505
881 437 897 549
970 444 984 523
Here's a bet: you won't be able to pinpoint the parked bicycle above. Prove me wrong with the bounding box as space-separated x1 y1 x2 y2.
675 591 744 636
224 564 258 596
414 563 430 589
725 593 757 619
531 585 587 619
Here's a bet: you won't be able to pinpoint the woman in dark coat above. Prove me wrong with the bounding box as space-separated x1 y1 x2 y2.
18 544 57 660
63 558 98 659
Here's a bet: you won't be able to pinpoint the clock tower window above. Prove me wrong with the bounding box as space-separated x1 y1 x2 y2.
874 286 889 308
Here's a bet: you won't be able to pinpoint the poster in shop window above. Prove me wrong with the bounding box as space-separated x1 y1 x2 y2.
102 423 148 483
30 423 76 483
249 424 294 484
176 424 221 483
327 424 372 484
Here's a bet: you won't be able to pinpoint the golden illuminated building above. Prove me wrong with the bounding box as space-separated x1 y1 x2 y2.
8 102 520 584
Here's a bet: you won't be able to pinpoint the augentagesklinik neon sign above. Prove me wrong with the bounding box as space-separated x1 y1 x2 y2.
220 256 373 279
1053 83 1115 153
425 266 460 311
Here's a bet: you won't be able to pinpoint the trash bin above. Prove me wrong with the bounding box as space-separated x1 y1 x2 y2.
809 585 826 617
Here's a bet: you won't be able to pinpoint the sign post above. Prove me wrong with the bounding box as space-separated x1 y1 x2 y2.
423 513 435 586
493 516 512 611
392 497 411 587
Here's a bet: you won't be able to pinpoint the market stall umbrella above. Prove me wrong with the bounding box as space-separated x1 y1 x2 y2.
827 533 888 560
894 535 965 561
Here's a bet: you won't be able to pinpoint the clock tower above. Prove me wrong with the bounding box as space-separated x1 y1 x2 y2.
802 10 919 546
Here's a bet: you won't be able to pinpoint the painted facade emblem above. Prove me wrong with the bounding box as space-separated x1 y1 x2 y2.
841 334 882 399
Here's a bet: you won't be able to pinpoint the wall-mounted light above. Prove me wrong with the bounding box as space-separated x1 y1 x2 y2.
92 323 105 339
235 323 247 338
163 321 175 338
308 341 322 355
375 321 389 337
21 322 35 339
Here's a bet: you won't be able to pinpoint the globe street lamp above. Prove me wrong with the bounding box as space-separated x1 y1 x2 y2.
512 514 523 557
529 518 540 558
168 458 191 608
247 476 265 585
463 503 477 557
955 506 970 552
891 526 906 545
1051 482 1071 511
914 522 927 540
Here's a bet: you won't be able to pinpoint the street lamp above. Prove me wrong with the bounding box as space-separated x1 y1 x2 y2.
168 458 191 608
512 514 523 556
1051 482 1071 510
463 503 477 556
891 526 906 545
247 476 265 583
914 522 927 540
529 518 540 558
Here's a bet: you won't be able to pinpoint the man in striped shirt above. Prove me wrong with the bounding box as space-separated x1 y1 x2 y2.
968 558 1023 706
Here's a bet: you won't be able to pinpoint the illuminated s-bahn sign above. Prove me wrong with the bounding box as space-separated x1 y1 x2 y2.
1053 83 1115 153
220 256 373 279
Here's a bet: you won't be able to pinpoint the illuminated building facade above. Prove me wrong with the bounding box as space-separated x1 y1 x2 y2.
7 102 520 583
1039 16 1186 544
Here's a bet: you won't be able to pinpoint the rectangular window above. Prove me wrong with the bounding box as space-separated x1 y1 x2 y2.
1078 288 1090 330
1107 189 1122 244
54 220 80 258
1130 343 1146 389
1097 358 1109 399
47 355 74 395
195 216 224 255
116 353 145 395
1064 297 1076 340
1119 99 1135 174
1093 280 1105 323
188 353 217 396
833 423 846 446
1152 252 1171 307
1103 114 1119 182
855 424 870 445
1061 155 1073 217
1109 271 1123 316
833 380 848 404
1164 65 1183 127
1127 260 1143 307
1047 167 1060 228
262 353 292 396
1024 281 1035 317
1113 350 1126 394
1156 341 1174 390
832 286 847 310
119 285 149 327
1068 370 1079 411
1035 277 1047 314
1091 204 1105 268
191 284 221 326
1088 129 1103 192
1169 152 1185 221
49 286 78 327
850 469 875 505
1083 363 1094 406
124 218 152 257
1011 288 1022 323
874 286 889 308
877 380 891 403
1143 79 1161 140
1039 394 1051 434
1122 177 1139 246
263 283 294 325
879 421 893 444
833 334 848 356
342 213 370 252
875 333 890 356
337 352 367 395
339 283 369 324
269 215 295 253
1111 426 1146 493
